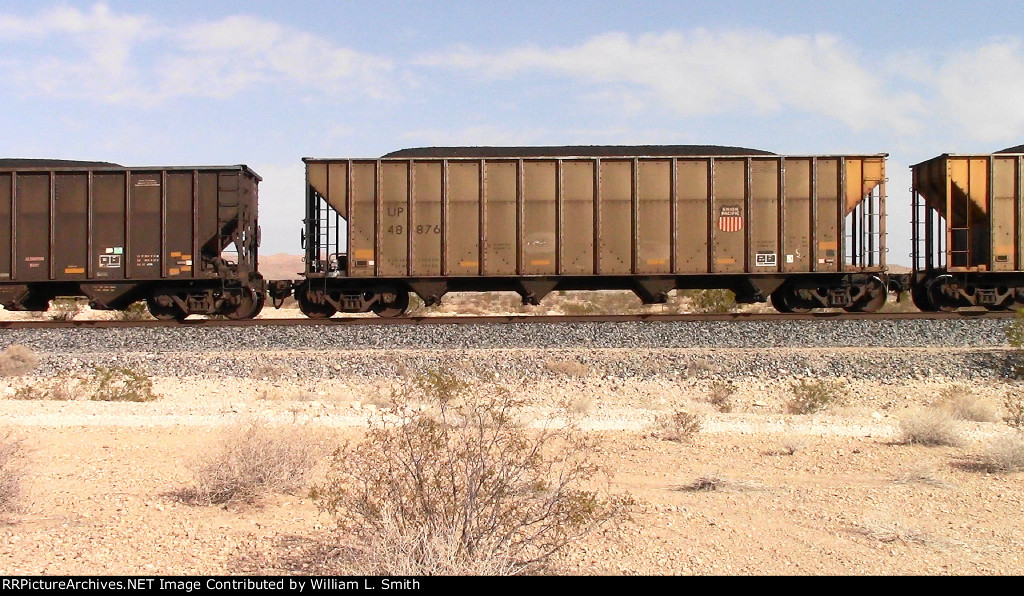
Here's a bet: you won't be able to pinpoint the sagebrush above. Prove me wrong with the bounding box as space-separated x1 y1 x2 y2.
314 369 630 575
48 298 84 321
682 289 737 314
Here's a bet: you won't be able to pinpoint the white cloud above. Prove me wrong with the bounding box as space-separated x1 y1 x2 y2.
935 40 1024 143
0 3 392 105
0 3 152 102
419 30 924 133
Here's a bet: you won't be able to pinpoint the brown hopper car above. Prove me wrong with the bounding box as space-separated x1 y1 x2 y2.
297 146 888 317
0 162 264 320
911 150 1024 310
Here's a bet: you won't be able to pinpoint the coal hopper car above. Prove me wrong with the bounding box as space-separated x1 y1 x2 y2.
911 148 1024 311
295 146 889 317
0 160 264 320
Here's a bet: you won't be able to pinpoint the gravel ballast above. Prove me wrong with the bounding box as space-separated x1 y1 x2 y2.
0 318 1018 381
0 317 1013 353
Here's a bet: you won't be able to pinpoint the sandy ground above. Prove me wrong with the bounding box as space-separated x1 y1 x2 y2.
1 367 1022 576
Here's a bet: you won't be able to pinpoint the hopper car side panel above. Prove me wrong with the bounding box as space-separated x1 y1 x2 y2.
300 153 888 316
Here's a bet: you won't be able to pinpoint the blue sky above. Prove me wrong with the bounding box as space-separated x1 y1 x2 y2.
3 1 1024 264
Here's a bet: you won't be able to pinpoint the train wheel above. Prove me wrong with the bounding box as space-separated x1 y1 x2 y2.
911 283 937 312
372 289 410 318
297 294 337 319
927 276 958 312
225 288 264 320
146 296 186 321
770 286 812 314
770 290 793 313
844 277 887 313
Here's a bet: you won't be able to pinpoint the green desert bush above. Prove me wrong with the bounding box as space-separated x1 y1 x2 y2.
785 378 843 415
88 366 158 402
683 289 737 314
48 297 84 321
114 302 154 321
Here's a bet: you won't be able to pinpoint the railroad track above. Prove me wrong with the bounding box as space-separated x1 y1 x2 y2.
0 309 1016 329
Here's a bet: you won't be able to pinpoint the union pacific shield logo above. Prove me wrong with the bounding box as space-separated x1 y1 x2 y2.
718 205 743 232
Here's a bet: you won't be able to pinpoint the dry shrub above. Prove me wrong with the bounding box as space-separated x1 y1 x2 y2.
975 432 1024 472
654 409 702 442
12 379 81 401
686 359 719 377
675 473 762 493
899 407 962 446
785 378 843 415
9 366 156 402
1004 393 1024 430
0 431 26 512
188 420 326 505
855 516 931 545
0 345 39 377
314 370 630 575
559 291 639 315
706 381 736 413
567 395 596 415
251 362 289 380
893 464 951 487
778 434 809 455
939 385 999 422
544 359 590 378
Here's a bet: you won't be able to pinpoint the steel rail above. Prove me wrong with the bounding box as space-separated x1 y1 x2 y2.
0 309 1016 329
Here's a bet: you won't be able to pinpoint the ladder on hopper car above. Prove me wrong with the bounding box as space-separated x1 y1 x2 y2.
846 184 884 267
947 183 972 269
216 173 241 268
911 182 947 272
304 188 346 275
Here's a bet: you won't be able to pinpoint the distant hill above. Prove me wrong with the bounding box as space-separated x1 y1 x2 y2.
259 253 304 280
